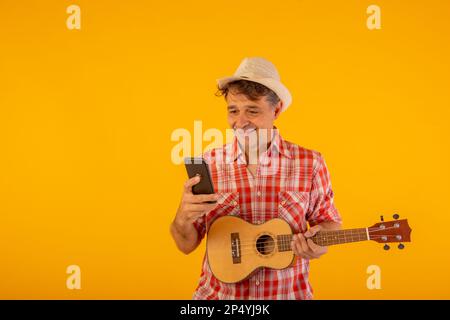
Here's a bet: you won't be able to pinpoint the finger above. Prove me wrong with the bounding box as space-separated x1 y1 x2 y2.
190 193 220 204
183 207 211 220
183 175 201 194
185 203 217 213
307 238 322 251
294 239 313 259
291 238 301 256
187 211 209 221
297 233 312 255
291 240 299 256
304 225 322 238
292 235 313 259
307 239 327 255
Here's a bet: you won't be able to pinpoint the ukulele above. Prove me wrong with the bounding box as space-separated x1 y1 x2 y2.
206 214 412 283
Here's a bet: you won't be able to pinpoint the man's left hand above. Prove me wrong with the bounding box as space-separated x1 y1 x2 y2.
291 225 328 260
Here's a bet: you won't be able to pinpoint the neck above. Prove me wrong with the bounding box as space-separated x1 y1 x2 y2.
244 142 272 164
241 128 275 165
277 228 369 251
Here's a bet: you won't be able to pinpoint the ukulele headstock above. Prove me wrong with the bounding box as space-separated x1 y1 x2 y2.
368 214 412 250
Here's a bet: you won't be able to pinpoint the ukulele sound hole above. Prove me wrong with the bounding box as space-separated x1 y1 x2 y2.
256 235 275 255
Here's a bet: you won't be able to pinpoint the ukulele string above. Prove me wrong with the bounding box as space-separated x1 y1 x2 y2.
230 234 401 253
219 224 404 256
230 226 400 248
228 225 402 248
367 225 400 232
234 235 404 255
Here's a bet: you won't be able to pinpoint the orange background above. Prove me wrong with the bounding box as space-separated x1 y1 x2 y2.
0 0 449 299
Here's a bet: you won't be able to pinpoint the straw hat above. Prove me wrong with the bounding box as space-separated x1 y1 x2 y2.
217 57 292 112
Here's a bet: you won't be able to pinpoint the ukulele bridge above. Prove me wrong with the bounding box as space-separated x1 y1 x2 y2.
231 232 241 264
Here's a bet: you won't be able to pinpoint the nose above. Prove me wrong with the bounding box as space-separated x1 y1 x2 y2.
233 113 251 130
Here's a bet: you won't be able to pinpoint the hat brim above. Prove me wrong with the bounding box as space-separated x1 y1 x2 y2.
217 76 292 112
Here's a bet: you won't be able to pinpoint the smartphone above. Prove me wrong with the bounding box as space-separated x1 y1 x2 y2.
184 157 217 203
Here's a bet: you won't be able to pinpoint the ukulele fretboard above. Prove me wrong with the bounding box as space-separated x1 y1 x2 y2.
277 228 368 251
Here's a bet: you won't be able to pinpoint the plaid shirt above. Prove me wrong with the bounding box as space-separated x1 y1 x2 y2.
192 129 341 300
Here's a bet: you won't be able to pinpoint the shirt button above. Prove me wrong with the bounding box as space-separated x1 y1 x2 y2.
232 201 237 206
256 281 260 286
256 191 261 197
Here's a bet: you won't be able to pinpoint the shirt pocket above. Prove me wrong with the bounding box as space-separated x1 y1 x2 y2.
278 190 310 233
205 191 240 229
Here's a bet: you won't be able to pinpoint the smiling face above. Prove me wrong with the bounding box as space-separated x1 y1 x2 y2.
226 88 283 132
225 87 283 161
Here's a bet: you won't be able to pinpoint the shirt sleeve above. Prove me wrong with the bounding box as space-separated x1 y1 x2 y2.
306 153 342 227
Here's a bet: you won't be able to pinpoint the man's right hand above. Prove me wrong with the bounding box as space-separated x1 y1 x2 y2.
173 175 219 230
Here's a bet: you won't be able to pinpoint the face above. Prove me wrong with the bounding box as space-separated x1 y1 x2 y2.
226 89 283 157
226 89 283 132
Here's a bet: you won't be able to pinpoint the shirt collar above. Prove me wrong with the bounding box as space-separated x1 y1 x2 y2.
225 127 292 164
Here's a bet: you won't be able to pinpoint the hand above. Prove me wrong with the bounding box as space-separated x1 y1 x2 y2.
174 175 219 229
291 225 328 260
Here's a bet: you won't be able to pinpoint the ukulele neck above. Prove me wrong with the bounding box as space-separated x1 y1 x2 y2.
277 228 369 251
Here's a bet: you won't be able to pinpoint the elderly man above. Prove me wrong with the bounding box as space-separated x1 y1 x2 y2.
170 57 342 299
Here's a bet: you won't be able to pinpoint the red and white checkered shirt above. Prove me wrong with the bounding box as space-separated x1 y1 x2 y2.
192 129 341 300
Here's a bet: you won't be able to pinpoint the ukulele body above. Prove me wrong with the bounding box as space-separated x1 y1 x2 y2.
207 216 295 284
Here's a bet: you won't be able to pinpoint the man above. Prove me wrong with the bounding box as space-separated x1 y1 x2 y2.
170 57 342 299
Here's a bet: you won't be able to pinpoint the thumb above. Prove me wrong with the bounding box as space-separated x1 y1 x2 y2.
305 225 322 238
184 174 201 193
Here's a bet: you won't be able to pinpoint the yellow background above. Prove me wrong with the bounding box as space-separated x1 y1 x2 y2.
1 0 449 299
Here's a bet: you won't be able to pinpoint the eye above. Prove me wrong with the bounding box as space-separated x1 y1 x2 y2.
228 109 238 115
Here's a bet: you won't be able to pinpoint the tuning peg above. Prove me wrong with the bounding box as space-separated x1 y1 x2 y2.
393 213 400 220
398 243 405 250
383 244 390 250
380 215 384 222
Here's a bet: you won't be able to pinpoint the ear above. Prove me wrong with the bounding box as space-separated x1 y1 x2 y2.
273 101 283 119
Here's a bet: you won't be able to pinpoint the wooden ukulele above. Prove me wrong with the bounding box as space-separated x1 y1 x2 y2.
206 214 412 283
